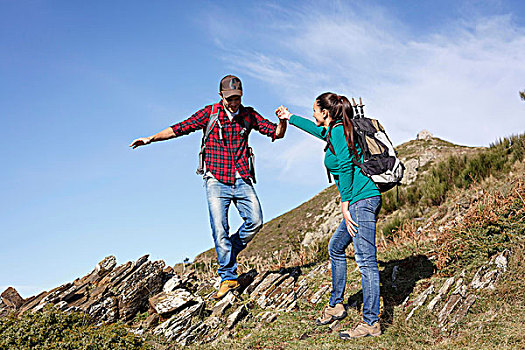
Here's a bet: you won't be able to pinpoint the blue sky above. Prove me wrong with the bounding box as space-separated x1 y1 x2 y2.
1 0 524 298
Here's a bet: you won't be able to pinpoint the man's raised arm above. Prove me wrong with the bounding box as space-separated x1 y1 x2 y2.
274 118 288 139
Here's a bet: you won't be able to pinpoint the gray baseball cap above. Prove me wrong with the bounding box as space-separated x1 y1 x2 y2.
219 75 243 98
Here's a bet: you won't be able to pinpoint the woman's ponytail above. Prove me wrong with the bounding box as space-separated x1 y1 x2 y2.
316 92 359 160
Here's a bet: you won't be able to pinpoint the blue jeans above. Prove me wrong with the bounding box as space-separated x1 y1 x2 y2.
328 195 382 326
205 176 263 282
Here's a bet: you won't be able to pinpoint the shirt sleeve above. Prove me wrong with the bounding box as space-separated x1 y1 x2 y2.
249 108 277 140
289 115 327 140
170 106 210 137
331 126 354 202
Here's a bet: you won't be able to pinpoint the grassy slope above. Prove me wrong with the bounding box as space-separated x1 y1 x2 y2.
194 137 478 264
192 164 525 349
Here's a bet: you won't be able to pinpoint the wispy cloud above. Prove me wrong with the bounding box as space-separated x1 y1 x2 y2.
208 1 525 182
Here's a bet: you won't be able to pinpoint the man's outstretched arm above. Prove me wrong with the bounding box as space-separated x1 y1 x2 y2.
274 118 288 139
129 127 176 149
130 106 211 149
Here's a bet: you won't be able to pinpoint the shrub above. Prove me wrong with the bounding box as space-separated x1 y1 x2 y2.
0 306 149 350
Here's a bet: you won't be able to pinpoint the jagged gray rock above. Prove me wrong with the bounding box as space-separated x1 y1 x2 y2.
163 275 183 292
310 284 330 304
438 294 463 325
211 292 236 317
417 130 433 140
427 277 455 311
226 304 248 329
257 311 277 323
153 301 205 342
179 321 209 346
407 285 434 320
118 259 166 321
96 256 116 277
448 294 476 327
149 289 197 316
249 273 281 300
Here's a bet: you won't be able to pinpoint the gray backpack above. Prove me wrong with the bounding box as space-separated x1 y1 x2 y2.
325 99 404 192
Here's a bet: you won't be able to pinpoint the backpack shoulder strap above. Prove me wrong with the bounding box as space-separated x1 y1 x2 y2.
202 103 221 143
323 122 343 183
324 121 343 155
196 103 222 175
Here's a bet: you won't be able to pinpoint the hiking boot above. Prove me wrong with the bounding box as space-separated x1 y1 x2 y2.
339 322 381 339
315 303 347 326
213 280 240 300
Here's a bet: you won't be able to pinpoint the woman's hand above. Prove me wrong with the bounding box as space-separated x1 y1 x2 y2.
342 202 358 237
275 105 292 120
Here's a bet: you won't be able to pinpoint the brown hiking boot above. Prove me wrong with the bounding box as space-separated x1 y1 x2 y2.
315 303 347 325
339 322 381 339
213 280 240 300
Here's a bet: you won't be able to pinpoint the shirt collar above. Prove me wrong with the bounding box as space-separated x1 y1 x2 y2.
220 102 241 120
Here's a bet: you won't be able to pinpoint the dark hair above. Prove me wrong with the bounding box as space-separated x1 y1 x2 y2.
316 92 359 159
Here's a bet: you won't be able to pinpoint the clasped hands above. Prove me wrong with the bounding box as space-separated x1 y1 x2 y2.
275 105 291 120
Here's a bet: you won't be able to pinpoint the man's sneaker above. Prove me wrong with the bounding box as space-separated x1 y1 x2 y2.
213 280 240 300
339 322 381 339
315 303 347 325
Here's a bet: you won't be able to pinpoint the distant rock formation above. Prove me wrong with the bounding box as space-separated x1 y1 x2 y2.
417 129 433 140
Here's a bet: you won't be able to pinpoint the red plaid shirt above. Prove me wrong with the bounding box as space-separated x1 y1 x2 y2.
170 102 277 184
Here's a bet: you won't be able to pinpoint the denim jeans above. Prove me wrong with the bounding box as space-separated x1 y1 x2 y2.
205 176 263 282
328 195 382 326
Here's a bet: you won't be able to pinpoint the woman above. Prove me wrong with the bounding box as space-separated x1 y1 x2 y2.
276 93 382 340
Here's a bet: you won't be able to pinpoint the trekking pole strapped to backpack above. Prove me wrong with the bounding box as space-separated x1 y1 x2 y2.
349 97 404 192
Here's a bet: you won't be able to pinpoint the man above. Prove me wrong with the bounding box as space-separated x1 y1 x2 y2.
130 75 287 299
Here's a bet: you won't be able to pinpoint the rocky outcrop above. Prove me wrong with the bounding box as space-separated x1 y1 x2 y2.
0 255 328 347
1 287 24 310
404 250 510 330
417 130 433 140
4 255 166 326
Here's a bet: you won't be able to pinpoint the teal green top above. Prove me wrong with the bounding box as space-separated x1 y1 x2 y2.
289 114 380 204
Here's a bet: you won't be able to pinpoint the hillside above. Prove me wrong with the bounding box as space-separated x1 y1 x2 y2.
194 132 482 265
1 132 524 349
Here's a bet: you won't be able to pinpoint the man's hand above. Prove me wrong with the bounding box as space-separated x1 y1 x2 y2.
129 137 153 149
275 105 292 120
